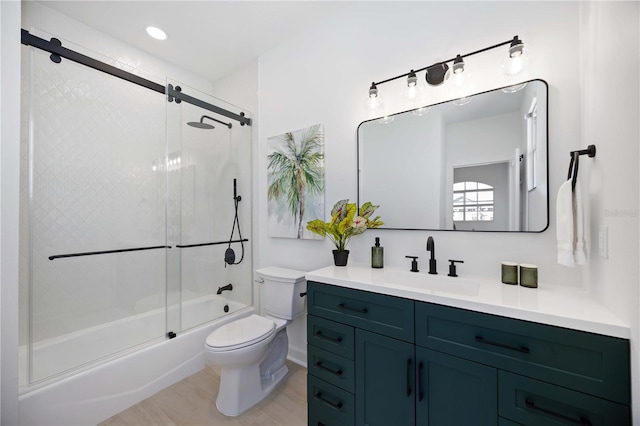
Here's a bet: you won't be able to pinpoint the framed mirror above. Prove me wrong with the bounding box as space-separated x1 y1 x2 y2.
357 79 548 232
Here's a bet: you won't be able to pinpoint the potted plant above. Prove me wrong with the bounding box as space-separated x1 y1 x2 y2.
306 199 383 266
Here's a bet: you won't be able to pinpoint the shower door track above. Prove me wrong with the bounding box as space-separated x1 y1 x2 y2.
20 29 252 126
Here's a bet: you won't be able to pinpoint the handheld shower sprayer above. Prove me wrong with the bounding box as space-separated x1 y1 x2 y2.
225 178 244 267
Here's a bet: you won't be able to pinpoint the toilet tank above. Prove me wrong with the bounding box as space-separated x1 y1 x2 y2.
256 267 307 320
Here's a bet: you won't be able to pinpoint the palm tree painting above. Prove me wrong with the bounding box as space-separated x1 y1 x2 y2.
267 124 324 239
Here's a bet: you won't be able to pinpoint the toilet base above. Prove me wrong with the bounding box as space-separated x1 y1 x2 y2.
214 329 289 416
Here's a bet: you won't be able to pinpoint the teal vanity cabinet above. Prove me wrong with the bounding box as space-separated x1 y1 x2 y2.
414 346 498 425
307 281 414 426
416 302 631 425
307 280 631 426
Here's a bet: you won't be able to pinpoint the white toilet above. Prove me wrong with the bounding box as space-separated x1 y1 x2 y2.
204 266 307 416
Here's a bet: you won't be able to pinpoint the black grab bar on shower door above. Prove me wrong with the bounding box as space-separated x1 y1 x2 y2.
175 239 249 249
48 245 171 261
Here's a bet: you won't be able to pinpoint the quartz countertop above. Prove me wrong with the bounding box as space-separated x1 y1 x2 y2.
306 264 630 339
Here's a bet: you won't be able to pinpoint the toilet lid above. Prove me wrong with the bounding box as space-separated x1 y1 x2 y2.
206 314 275 351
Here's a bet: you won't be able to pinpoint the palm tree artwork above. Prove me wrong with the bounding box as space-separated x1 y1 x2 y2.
267 124 324 239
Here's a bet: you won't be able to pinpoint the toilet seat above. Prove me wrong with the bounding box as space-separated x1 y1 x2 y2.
206 314 275 352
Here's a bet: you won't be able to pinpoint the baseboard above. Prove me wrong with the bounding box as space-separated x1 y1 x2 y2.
287 345 307 368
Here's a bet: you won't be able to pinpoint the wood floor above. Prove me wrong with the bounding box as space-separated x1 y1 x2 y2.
100 360 308 426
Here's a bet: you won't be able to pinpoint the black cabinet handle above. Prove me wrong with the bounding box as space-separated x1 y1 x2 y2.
315 331 343 344
418 361 424 402
525 399 592 425
315 392 343 411
406 358 412 397
337 303 368 314
475 336 530 354
315 361 344 377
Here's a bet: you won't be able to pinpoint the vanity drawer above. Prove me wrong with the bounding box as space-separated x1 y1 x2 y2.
308 375 355 426
308 345 355 393
498 371 630 425
308 314 355 359
308 281 414 343
415 302 630 404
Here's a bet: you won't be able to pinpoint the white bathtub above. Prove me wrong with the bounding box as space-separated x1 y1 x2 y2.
18 295 254 426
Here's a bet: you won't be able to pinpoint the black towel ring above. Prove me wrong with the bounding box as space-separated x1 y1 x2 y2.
568 145 596 192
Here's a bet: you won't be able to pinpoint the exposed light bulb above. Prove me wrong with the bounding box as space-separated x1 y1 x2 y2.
503 36 529 78
368 82 382 110
406 70 418 99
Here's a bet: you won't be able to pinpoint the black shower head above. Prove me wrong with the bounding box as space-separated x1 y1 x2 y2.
187 115 232 130
187 116 214 129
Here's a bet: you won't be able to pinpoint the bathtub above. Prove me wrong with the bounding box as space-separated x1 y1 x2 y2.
18 294 254 426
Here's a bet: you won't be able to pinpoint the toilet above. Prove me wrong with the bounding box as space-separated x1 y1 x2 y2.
204 266 307 416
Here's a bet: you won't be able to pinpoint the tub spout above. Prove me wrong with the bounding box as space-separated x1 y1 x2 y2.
217 283 233 295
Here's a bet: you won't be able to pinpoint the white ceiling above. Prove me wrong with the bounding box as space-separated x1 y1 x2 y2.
39 1 348 82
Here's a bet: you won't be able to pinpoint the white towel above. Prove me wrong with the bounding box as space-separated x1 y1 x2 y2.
556 179 587 266
573 179 587 265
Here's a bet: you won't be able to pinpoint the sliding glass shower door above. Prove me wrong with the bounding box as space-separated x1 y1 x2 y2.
24 39 168 383
21 33 253 386
166 80 253 334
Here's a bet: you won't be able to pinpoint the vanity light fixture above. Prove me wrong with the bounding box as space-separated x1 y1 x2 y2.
367 35 527 109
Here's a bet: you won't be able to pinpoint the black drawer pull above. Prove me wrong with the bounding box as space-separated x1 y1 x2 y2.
337 303 368 314
315 331 343 344
315 392 343 411
475 336 530 354
406 358 412 397
315 361 344 377
525 398 592 425
418 361 424 402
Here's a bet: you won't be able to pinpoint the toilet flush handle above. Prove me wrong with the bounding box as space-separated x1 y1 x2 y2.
254 278 264 284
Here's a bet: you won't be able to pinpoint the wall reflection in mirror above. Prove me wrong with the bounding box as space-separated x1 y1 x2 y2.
357 79 548 232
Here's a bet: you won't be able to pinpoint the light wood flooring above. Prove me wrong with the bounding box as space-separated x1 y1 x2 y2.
100 360 307 426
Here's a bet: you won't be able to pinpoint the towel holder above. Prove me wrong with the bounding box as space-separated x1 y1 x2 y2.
567 145 596 191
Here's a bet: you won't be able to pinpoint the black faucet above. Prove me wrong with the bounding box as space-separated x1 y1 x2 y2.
217 283 233 295
426 236 437 275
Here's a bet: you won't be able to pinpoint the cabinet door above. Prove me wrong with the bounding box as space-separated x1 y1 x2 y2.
416 347 498 426
356 329 415 426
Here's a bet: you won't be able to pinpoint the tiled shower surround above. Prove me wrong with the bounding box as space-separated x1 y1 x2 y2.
20 43 252 384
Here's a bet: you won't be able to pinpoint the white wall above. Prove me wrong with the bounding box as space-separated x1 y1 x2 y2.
256 0 588 367
579 1 640 422
253 1 640 413
1 0 21 423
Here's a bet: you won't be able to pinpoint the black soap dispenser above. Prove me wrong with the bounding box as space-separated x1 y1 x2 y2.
371 237 384 269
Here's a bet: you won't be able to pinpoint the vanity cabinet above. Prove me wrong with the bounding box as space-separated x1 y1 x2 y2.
307 280 631 425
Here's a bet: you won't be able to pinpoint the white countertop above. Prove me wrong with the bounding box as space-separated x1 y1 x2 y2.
306 264 630 339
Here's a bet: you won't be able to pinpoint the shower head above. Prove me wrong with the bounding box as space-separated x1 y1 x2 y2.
187 120 214 129
187 115 232 130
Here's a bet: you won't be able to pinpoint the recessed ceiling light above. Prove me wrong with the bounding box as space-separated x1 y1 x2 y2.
146 26 167 41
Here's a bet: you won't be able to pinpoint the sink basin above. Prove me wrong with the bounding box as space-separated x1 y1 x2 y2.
372 268 480 296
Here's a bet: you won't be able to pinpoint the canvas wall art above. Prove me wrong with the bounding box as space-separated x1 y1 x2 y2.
267 123 325 239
